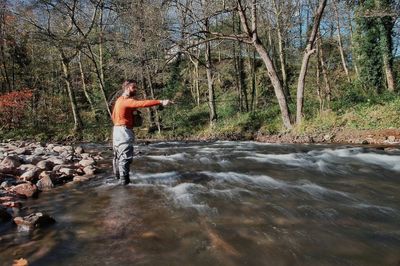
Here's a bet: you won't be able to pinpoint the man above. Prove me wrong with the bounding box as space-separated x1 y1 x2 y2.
112 80 171 185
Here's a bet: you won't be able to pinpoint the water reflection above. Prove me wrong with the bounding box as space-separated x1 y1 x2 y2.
1 142 400 265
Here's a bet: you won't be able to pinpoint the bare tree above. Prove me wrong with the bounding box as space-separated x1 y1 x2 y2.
296 0 327 124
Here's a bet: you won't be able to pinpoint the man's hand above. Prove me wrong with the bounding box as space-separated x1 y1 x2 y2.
160 100 173 106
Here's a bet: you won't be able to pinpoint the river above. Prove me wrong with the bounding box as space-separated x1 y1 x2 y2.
1 141 399 265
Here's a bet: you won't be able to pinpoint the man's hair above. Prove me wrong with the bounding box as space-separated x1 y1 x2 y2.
122 79 137 91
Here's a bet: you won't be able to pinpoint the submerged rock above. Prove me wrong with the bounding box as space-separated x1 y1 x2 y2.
14 212 55 231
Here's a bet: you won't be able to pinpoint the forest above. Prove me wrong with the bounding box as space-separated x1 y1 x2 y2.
0 0 399 142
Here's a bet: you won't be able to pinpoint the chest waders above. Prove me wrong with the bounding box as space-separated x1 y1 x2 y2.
112 126 135 185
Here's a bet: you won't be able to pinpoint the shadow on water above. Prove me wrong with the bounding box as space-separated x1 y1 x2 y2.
1 141 400 265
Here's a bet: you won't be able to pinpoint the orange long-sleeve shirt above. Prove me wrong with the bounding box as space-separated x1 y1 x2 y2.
112 96 161 128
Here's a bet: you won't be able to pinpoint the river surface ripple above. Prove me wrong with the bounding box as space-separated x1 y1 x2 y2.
1 141 400 266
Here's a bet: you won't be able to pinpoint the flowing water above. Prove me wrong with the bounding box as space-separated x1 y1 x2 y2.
1 141 400 266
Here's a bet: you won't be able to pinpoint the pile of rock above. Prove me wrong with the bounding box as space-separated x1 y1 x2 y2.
0 141 103 231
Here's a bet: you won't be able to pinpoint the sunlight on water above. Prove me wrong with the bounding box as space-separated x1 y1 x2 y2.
1 142 400 265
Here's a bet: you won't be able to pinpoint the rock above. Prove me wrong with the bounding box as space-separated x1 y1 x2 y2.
12 258 29 266
59 168 75 176
53 145 73 154
36 160 54 170
15 148 31 155
22 155 43 165
80 153 91 159
14 212 55 231
75 146 84 155
83 165 96 175
47 157 66 165
323 134 334 142
33 147 46 155
36 173 54 191
79 159 95 167
19 168 41 182
0 206 12 223
1 179 16 189
0 156 22 174
11 183 38 198
73 176 90 182
387 136 396 142
17 164 39 172
361 140 369 145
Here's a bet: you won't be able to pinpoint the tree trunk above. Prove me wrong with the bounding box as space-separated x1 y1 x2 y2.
204 17 217 124
236 0 292 129
378 18 396 92
296 0 327 125
273 0 290 102
318 36 331 104
250 49 256 112
333 0 350 82
60 54 83 132
146 67 161 133
347 10 359 76
254 38 291 129
78 52 96 118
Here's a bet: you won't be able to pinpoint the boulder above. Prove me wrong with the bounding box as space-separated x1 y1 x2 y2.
19 168 41 182
0 206 12 223
22 155 43 165
0 156 22 174
17 164 39 172
15 148 31 155
11 183 38 198
14 212 55 231
33 147 46 156
36 173 54 191
74 146 84 155
80 153 91 159
387 136 396 142
79 159 95 167
83 165 96 176
36 160 54 170
47 157 66 165
59 168 75 176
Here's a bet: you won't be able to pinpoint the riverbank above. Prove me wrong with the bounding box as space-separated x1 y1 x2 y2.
0 141 103 233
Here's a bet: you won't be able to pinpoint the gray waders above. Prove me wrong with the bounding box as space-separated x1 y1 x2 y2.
112 126 135 185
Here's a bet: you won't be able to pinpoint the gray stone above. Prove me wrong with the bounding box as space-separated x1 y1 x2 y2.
79 159 95 167
15 148 31 155
19 168 41 182
33 147 46 155
36 173 54 191
59 168 75 176
74 146 84 155
80 153 91 159
47 157 66 165
17 164 38 172
36 160 54 170
73 176 90 182
23 155 43 165
83 165 96 175
0 156 21 174
14 212 55 231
